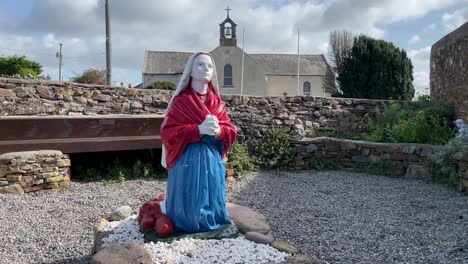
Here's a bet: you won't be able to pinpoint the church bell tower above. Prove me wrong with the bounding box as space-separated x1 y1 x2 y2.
219 6 237 47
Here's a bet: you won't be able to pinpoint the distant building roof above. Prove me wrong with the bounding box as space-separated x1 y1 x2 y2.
142 51 192 74
249 54 328 75
143 50 330 76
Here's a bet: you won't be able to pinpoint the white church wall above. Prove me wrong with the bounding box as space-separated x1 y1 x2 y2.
211 46 266 96
143 74 182 88
266 75 328 97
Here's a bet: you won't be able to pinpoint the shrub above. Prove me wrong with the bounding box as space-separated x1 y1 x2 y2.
71 68 106 85
360 99 455 144
0 55 42 77
248 127 297 169
425 136 468 187
149 81 176 90
227 143 256 173
338 35 414 100
334 113 366 140
310 151 338 170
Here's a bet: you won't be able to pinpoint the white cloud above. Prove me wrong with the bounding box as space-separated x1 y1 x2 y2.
427 23 437 30
0 0 466 87
408 46 431 94
408 34 421 44
442 7 468 30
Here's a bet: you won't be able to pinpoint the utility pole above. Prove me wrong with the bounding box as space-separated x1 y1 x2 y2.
241 28 245 95
105 0 112 85
297 26 300 96
56 43 63 81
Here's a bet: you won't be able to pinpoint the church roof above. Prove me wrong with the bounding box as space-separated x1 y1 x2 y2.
143 50 330 76
142 51 192 74
250 54 329 76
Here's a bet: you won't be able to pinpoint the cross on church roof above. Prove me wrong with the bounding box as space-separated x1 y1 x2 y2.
225 6 231 17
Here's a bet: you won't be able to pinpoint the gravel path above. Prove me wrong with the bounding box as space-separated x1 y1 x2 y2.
1 170 467 264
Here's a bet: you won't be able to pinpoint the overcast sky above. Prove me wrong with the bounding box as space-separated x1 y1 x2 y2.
0 0 467 95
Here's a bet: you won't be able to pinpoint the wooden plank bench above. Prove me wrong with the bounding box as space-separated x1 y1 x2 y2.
0 115 164 154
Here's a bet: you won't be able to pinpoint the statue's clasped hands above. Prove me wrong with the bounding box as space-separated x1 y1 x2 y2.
198 114 221 137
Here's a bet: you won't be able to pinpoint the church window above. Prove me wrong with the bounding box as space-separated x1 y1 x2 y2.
224 22 232 39
303 81 311 96
224 64 233 86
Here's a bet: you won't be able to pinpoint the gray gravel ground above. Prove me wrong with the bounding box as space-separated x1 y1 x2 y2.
1 170 467 264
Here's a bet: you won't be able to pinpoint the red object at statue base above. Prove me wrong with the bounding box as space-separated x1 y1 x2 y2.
138 193 174 236
155 214 174 236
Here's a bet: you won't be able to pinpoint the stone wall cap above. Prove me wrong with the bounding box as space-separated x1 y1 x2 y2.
0 150 63 160
0 114 165 120
297 136 439 148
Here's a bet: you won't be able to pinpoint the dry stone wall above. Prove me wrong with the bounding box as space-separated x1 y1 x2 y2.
0 78 394 139
294 137 435 178
0 150 71 194
430 22 468 121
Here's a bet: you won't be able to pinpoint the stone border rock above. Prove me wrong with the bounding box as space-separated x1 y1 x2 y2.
0 150 71 194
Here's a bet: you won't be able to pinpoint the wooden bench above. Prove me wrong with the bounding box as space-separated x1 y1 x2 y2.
0 115 164 154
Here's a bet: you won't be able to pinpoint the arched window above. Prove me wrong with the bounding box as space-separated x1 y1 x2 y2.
303 81 311 96
224 64 233 86
224 22 232 39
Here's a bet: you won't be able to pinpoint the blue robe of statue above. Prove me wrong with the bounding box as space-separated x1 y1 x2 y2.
165 135 231 233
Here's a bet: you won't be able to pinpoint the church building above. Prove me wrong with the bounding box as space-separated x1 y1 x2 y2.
142 9 335 97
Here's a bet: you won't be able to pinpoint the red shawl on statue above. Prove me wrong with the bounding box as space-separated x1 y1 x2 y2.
160 85 237 171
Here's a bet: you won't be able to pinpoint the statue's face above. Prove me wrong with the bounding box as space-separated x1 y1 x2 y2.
191 54 213 83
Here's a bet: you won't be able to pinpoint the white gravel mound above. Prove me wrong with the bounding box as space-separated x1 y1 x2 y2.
102 215 288 264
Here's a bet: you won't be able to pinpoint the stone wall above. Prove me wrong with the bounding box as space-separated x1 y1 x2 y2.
0 78 170 116
430 22 468 121
0 77 394 139
294 137 435 178
0 150 71 194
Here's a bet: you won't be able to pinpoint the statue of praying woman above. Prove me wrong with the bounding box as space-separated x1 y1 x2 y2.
160 52 237 233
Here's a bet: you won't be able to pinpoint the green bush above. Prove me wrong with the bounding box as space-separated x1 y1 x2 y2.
0 55 42 77
227 143 256 173
425 136 468 187
149 81 176 90
248 127 297 169
338 35 414 100
305 129 337 138
334 113 366 140
310 151 338 170
359 99 455 144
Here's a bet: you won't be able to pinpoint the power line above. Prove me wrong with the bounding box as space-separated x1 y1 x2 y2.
0 46 105 59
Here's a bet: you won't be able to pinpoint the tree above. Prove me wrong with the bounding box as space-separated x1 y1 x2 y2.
338 35 415 100
71 68 106 85
325 30 354 95
148 81 176 90
0 56 42 77
328 30 354 76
